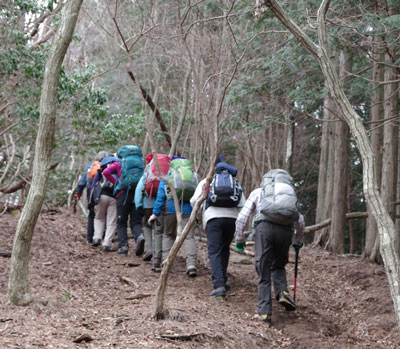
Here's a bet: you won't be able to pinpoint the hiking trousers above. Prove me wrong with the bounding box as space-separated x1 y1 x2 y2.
143 208 163 262
206 217 235 290
116 189 144 248
86 188 95 243
254 220 292 315
163 214 197 270
94 195 117 247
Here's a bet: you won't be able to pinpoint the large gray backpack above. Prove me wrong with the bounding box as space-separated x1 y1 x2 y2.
259 169 299 225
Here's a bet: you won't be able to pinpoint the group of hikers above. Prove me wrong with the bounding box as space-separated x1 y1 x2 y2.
74 145 305 325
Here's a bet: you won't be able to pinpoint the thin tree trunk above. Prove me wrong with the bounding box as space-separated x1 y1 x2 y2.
327 50 351 253
313 82 335 246
364 34 384 261
347 169 355 254
8 0 83 305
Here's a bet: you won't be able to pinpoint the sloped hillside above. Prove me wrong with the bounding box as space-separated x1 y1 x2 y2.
0 209 399 348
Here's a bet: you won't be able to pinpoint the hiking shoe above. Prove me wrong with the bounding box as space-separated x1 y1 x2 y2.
135 235 145 256
142 250 152 261
102 245 111 252
117 245 128 256
186 267 197 278
92 239 101 247
253 314 271 324
151 263 161 273
278 291 296 311
209 287 226 297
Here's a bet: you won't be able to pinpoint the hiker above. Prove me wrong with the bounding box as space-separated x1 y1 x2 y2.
103 145 145 257
148 157 199 277
75 150 111 244
91 156 118 252
190 161 246 299
134 153 171 270
234 169 304 325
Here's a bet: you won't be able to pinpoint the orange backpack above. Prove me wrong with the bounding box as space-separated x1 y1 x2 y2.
88 161 101 179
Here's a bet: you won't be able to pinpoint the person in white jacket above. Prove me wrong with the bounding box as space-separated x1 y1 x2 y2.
190 162 246 298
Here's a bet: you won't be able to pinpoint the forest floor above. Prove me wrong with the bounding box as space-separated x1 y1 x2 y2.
1 208 399 349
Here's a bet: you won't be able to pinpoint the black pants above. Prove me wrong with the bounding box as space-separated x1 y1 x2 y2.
86 188 95 243
254 220 293 315
206 217 236 289
116 189 143 248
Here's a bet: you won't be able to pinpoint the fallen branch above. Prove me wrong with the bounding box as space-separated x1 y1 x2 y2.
305 212 368 233
125 293 152 300
158 331 207 341
119 275 138 287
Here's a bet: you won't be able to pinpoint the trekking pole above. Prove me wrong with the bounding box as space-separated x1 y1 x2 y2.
293 247 299 303
196 219 207 269
151 220 157 272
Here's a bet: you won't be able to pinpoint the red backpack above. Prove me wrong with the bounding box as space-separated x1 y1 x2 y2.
144 154 172 198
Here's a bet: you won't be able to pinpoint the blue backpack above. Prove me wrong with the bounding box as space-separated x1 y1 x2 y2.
114 146 144 195
207 162 242 208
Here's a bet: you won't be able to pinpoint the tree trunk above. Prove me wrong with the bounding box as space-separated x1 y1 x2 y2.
327 50 351 253
364 34 384 260
8 0 83 305
313 80 335 246
263 0 400 327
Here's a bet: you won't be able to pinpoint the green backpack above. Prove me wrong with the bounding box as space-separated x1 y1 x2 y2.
114 145 144 196
167 158 198 202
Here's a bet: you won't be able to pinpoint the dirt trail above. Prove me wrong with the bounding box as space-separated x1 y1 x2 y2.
0 209 399 348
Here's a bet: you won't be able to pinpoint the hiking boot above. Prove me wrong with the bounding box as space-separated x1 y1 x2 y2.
278 291 296 311
117 245 128 256
135 235 145 256
151 263 161 273
92 239 101 247
253 314 272 324
186 267 197 278
209 287 226 297
142 250 152 261
102 245 111 252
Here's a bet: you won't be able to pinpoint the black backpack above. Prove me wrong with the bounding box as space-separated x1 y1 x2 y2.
207 162 242 208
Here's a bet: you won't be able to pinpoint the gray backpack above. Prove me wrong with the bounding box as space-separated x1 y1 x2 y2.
259 169 299 225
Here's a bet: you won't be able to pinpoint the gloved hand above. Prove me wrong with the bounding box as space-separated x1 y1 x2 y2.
235 242 246 253
148 214 158 225
292 242 303 251
74 193 82 200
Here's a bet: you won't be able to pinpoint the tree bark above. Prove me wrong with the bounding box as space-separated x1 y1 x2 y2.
327 50 351 253
313 81 335 247
364 34 384 260
263 0 400 327
8 0 83 305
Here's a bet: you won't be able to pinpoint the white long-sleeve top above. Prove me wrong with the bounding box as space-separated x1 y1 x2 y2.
190 178 246 229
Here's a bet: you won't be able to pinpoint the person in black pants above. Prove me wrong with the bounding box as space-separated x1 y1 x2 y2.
103 160 145 256
190 162 246 298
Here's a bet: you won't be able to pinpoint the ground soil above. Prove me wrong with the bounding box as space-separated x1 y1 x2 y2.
1 208 399 348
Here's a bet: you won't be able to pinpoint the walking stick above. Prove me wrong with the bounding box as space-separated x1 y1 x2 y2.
293 247 299 303
151 221 156 272
196 220 208 269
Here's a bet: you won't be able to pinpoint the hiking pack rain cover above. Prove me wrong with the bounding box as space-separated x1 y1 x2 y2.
259 169 299 225
168 158 198 202
145 154 172 196
114 145 144 194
